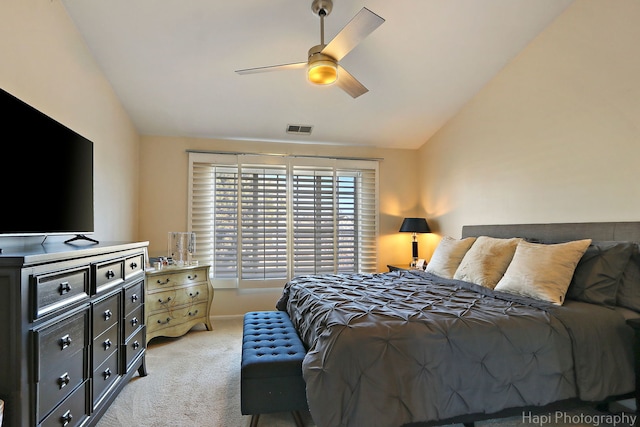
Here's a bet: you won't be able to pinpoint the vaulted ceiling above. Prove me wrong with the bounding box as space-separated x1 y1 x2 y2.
62 0 573 149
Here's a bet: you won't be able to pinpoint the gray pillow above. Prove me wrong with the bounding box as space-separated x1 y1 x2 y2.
616 243 640 312
566 241 634 306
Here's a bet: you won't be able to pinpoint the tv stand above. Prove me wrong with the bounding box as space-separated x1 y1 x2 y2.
65 234 100 244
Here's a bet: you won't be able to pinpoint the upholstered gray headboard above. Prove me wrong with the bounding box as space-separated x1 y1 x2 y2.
462 222 640 243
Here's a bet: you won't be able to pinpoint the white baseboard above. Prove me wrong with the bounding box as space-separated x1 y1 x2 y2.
210 314 244 320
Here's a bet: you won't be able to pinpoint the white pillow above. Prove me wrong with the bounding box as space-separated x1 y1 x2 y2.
453 236 521 289
425 236 476 279
494 239 592 305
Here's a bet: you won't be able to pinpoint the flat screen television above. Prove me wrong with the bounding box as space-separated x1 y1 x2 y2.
0 88 95 239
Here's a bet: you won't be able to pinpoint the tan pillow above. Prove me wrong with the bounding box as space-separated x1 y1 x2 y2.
425 236 477 279
453 236 521 289
494 239 592 305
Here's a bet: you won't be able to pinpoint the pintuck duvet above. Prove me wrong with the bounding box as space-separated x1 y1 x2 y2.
276 270 635 427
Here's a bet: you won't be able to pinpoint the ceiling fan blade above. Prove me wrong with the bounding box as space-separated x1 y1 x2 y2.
336 65 368 98
321 7 384 61
235 62 306 75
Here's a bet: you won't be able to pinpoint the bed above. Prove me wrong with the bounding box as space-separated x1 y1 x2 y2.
275 222 640 427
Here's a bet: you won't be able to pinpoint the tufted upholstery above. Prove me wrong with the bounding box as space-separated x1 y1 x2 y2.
241 311 308 426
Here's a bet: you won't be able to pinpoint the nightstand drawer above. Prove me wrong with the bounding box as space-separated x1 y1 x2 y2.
148 301 209 331
147 267 206 291
146 283 209 313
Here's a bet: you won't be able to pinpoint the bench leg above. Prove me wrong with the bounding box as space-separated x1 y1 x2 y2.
292 410 305 427
249 414 260 427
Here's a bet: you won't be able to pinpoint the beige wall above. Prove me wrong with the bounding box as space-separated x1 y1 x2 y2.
0 0 140 242
139 136 421 315
417 0 640 253
9 0 636 317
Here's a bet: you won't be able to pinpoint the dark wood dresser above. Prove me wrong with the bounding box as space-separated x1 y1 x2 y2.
0 241 148 427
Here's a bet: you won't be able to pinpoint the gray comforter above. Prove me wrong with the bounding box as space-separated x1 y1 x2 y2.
276 270 635 427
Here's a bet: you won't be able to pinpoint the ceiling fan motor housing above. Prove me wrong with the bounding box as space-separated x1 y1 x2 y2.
308 45 338 85
312 0 333 17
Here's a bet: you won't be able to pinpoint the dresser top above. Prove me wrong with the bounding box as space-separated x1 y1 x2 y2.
0 241 148 267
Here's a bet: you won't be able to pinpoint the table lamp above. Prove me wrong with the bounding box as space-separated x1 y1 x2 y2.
399 217 431 267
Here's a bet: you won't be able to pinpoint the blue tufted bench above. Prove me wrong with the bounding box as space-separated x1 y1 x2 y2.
241 311 308 427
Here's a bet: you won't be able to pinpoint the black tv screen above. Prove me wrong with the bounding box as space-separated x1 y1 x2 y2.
0 88 94 236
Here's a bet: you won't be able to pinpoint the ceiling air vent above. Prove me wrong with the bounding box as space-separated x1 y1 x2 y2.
286 124 313 135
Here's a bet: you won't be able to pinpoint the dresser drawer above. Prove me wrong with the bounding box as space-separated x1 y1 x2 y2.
147 283 209 313
93 259 124 294
92 350 119 408
124 281 144 316
125 253 145 279
92 292 120 338
39 380 90 427
32 267 90 320
124 305 144 340
36 309 89 378
123 326 145 372
147 267 206 292
37 348 86 423
92 322 119 369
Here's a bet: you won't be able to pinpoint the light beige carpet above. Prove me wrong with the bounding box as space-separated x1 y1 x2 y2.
96 318 634 427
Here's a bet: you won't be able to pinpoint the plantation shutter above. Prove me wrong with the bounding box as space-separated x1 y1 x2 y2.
188 153 239 288
188 152 378 289
239 164 288 287
292 167 335 275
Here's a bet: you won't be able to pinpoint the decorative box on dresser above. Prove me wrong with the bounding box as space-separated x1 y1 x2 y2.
145 264 214 342
0 241 148 427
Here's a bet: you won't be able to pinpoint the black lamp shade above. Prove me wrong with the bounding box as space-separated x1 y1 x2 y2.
399 218 431 233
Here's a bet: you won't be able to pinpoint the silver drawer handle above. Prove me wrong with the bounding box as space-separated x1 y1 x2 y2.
59 334 72 350
58 282 72 295
61 409 73 427
104 309 112 321
103 339 112 350
58 372 70 389
103 368 112 380
132 340 140 350
131 317 139 327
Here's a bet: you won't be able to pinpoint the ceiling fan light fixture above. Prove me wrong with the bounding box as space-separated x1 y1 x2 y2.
308 60 337 85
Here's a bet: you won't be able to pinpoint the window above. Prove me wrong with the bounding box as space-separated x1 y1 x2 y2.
188 153 378 289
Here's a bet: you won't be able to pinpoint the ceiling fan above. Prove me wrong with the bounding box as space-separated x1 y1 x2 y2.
235 0 385 98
